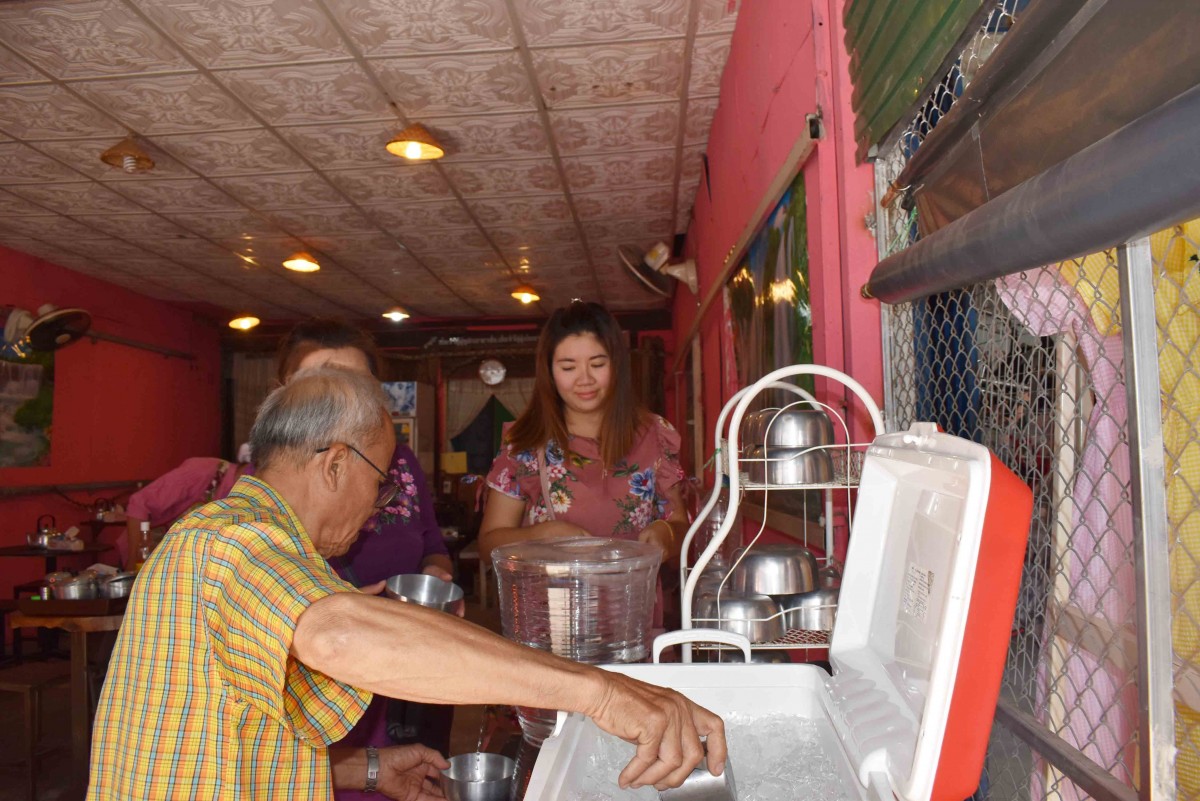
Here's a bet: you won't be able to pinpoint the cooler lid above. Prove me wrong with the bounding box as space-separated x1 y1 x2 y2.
827 423 1030 801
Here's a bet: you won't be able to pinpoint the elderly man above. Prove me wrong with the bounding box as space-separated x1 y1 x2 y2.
89 366 724 800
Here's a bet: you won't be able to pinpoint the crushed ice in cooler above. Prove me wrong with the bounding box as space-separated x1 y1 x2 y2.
566 714 854 801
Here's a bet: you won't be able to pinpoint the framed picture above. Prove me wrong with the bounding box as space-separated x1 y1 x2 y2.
394 417 416 449
380 381 417 419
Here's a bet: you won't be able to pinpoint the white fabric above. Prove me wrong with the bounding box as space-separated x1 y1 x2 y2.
492 378 534 421
444 377 535 448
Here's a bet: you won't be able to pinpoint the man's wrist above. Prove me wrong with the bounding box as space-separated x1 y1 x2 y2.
365 746 379 793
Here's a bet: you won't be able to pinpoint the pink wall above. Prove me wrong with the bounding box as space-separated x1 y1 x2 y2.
672 0 883 471
0 246 222 602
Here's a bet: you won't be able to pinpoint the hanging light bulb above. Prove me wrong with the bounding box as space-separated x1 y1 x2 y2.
283 251 320 272
386 123 445 161
511 284 540 304
228 315 260 331
382 307 410 322
100 137 154 174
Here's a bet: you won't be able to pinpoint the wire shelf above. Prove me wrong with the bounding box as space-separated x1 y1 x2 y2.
691 628 831 651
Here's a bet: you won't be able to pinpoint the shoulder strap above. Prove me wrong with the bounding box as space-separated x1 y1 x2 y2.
538 444 556 521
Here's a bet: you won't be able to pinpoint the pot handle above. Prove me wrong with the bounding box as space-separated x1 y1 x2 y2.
652 629 753 664
36 514 55 531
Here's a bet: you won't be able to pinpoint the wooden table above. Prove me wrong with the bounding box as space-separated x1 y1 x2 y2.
0 544 114 576
10 612 123 796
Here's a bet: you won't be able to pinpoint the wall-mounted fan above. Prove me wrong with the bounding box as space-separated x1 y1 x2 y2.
618 241 699 298
1 304 92 358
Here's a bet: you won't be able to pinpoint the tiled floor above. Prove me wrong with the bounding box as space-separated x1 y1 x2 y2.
0 597 515 801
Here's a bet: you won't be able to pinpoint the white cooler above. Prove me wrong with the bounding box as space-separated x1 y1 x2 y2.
525 424 1034 801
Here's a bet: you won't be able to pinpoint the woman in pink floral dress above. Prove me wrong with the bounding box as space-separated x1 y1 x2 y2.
480 302 688 566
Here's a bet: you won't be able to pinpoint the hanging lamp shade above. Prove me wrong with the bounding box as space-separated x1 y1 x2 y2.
386 123 445 160
382 307 410 322
100 137 154 174
283 251 320 272
228 315 260 331
511 284 540 304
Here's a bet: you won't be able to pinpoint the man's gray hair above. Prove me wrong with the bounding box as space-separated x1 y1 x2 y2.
250 365 387 471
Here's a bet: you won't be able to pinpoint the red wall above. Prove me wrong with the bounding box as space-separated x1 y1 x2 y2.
0 246 222 600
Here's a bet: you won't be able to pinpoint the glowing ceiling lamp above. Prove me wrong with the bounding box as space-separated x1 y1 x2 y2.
386 123 445 161
382 307 410 322
228 315 260 331
511 284 540 304
283 251 320 272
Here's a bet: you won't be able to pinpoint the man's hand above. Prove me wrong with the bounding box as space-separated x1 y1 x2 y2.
585 671 726 791
376 744 449 801
421 564 454 583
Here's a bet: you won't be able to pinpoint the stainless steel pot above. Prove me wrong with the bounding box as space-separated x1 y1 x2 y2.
54 575 98 600
818 560 843 590
729 543 818 596
746 446 834 485
693 593 784 643
760 409 834 449
26 532 53 549
99 572 136 599
776 587 839 631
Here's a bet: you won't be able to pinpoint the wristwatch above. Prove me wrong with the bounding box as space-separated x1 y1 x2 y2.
365 746 379 793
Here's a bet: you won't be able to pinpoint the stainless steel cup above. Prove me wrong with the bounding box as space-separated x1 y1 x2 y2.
659 743 737 801
441 753 515 801
385 574 465 615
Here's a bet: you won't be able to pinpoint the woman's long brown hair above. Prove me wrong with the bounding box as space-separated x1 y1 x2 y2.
506 301 644 466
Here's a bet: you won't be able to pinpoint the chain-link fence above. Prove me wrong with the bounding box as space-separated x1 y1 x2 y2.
870 0 1194 798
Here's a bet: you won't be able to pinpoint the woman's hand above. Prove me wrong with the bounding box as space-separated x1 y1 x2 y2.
531 519 591 539
637 520 675 564
376 744 449 801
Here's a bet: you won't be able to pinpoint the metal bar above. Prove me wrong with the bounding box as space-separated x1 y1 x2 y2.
873 159 897 431
86 329 196 361
1118 238 1178 801
0 480 146 500
863 83 1200 303
994 698 1138 801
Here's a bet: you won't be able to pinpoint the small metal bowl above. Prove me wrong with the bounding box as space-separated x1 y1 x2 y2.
694 592 784 644
385 574 465 615
761 409 834 449
54 574 97 600
729 543 818 596
746 446 834 486
442 752 515 801
99 572 137 599
776 587 839 631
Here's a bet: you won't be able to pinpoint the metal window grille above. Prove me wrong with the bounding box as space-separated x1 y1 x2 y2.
872 1 1188 798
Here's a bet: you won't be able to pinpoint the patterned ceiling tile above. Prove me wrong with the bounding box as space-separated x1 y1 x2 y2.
373 52 536 116
108 178 245 212
318 233 410 264
689 35 731 96
161 210 288 240
680 144 706 185
156 128 307 176
133 0 349 68
0 84 125 141
486 223 580 248
467 195 573 226
72 73 258 133
0 213 112 241
532 41 685 109
698 0 740 35
441 159 561 197
0 0 192 79
72 212 198 239
277 121 397 170
499 241 587 265
361 200 474 232
67 236 168 262
221 61 390 125
0 142 86 184
562 150 675 192
398 226 494 253
214 235 309 267
513 0 688 45
417 249 506 274
213 171 344 209
420 113 548 162
0 188 61 216
323 0 514 56
325 165 451 204
550 104 678 155
573 187 674 220
31 137 196 181
684 96 718 143
0 45 49 86
0 236 93 268
264 206 381 236
583 216 673 243
6 182 144 215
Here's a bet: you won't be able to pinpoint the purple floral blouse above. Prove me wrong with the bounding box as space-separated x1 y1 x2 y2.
486 414 685 539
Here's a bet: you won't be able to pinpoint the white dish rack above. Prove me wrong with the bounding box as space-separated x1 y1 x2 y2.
681 364 885 658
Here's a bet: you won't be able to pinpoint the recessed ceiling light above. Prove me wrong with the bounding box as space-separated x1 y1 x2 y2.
386 123 445 161
283 251 320 272
228 315 260 331
382 307 410 322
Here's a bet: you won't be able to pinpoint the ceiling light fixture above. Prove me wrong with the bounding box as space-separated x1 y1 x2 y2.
382 307 410 322
283 251 320 272
100 137 154 174
386 123 445 161
511 284 540 304
228 315 260 331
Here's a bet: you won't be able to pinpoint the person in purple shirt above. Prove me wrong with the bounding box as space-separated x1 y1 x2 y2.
275 320 455 801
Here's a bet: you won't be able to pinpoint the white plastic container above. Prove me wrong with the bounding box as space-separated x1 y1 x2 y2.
525 424 1034 801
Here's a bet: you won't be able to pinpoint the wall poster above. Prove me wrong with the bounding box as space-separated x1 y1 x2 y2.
0 350 53 467
725 170 814 401
381 381 417 419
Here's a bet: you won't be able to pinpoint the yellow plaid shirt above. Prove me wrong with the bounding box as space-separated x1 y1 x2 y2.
88 476 371 800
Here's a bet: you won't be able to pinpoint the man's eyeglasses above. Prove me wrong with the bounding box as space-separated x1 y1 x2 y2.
315 444 401 509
